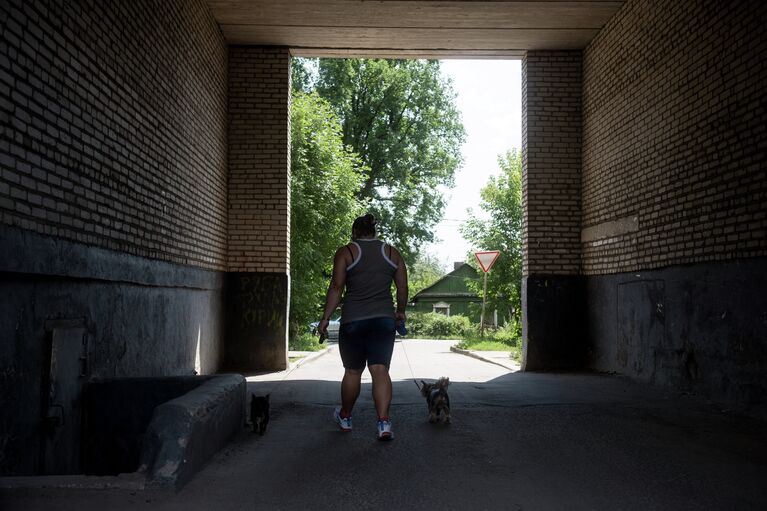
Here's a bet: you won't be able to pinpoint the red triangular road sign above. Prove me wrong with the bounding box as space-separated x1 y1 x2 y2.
475 251 500 273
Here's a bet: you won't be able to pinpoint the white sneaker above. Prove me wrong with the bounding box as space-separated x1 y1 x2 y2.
377 419 393 440
334 406 352 431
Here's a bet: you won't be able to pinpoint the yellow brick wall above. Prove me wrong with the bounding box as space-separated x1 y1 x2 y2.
0 0 229 271
581 0 767 274
227 47 291 273
522 51 583 276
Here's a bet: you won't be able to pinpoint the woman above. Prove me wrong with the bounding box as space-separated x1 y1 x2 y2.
317 213 408 440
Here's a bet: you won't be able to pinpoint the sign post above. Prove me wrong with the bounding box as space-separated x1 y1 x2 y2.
474 251 501 338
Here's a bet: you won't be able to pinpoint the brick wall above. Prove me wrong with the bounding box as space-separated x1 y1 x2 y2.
582 0 767 275
0 0 228 271
522 51 583 276
228 47 291 273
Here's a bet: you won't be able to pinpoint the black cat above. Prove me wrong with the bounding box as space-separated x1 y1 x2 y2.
250 393 270 435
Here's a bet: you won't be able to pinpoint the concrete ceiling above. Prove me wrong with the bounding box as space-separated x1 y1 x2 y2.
206 1 625 58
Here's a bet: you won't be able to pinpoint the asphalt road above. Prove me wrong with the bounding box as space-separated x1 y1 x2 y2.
3 340 767 510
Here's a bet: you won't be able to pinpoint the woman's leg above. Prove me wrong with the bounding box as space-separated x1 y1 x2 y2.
341 367 363 416
368 364 392 419
338 320 365 417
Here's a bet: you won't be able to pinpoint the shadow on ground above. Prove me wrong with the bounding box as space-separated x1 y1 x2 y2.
3 369 766 510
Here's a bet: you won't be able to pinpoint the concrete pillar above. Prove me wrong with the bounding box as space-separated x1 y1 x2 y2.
225 47 291 371
521 51 585 370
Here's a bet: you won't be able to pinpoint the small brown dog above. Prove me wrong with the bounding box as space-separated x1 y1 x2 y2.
420 377 451 423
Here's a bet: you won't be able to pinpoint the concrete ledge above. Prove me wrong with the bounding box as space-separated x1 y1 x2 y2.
0 224 224 290
138 374 245 490
84 376 217 476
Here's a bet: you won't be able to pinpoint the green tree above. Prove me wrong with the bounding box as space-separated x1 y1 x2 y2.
290 91 365 333
409 253 447 296
461 149 523 326
291 57 317 93
310 58 465 262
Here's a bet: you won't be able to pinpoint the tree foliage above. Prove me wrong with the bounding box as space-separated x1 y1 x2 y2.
290 91 365 332
291 57 317 93
308 58 465 262
461 149 523 325
408 253 447 296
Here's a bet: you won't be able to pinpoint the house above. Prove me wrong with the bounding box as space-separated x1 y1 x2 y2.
409 262 499 326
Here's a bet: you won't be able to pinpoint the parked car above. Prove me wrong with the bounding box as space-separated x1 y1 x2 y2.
309 318 340 340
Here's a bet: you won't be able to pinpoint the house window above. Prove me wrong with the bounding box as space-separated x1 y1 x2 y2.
433 302 450 316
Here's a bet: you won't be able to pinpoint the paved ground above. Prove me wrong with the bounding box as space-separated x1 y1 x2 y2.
2 340 766 510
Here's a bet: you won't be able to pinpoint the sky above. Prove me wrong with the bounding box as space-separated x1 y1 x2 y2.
422 60 522 271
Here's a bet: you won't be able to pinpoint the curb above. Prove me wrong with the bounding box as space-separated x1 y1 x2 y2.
289 343 335 369
449 345 519 371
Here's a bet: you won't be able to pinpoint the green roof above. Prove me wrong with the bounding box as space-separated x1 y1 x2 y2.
411 263 480 301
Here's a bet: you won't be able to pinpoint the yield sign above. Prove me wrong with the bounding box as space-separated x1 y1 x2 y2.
475 251 500 273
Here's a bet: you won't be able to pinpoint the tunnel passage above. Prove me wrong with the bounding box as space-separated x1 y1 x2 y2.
1 0 766 480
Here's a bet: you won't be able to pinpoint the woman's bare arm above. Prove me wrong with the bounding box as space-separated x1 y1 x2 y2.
319 246 350 334
391 246 409 320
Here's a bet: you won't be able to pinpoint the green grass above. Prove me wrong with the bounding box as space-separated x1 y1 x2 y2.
457 339 513 351
288 332 324 352
407 335 464 340
457 336 522 361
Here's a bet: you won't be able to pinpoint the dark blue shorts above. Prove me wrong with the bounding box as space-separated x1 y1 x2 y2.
338 317 396 370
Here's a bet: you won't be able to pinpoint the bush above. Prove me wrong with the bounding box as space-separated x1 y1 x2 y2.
407 312 473 339
458 319 521 349
490 318 521 345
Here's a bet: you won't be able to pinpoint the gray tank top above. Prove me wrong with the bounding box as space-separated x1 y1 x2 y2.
341 239 398 324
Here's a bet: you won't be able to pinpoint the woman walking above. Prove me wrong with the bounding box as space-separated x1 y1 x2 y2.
317 214 408 440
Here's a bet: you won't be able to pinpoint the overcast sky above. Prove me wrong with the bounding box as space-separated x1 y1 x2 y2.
421 59 522 271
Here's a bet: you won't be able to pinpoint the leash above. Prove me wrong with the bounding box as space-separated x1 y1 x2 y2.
398 337 422 390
